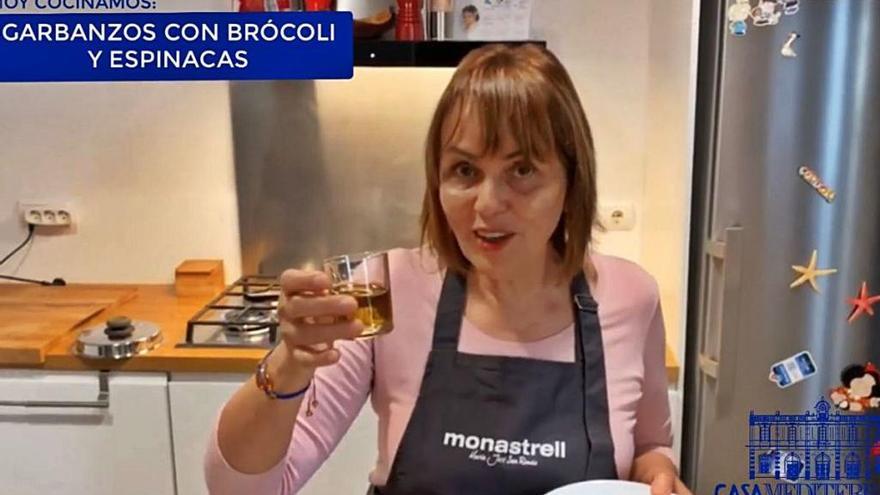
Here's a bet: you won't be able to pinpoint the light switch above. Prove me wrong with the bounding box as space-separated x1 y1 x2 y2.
598 202 636 231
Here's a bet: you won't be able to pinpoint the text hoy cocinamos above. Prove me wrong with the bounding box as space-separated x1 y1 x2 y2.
1 0 154 9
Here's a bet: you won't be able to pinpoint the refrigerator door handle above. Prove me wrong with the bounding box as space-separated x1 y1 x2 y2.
698 354 719 378
699 226 743 417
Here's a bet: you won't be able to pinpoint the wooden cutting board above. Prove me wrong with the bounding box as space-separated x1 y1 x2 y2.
0 284 138 306
0 285 138 365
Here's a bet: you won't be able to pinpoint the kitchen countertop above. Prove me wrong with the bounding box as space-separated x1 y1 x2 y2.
36 285 264 373
1 284 681 382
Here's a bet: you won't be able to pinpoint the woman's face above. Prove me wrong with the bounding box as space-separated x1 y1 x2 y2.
438 111 567 277
463 12 477 29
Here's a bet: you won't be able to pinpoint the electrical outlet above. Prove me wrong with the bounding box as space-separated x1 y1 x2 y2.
598 202 636 231
18 201 75 227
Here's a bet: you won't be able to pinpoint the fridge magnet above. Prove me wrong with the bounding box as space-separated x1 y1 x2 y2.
790 249 838 293
830 362 880 412
781 32 800 58
727 0 751 37
769 351 817 389
782 0 800 16
237 0 313 10
451 0 533 41
847 281 880 324
752 0 782 27
798 165 836 203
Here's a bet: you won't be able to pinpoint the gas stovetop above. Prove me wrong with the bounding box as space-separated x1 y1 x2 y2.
177 275 280 349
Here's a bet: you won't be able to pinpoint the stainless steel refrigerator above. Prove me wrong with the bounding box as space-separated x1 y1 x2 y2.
683 0 880 492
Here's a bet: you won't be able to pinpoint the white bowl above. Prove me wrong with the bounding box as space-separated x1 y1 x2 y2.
545 480 652 495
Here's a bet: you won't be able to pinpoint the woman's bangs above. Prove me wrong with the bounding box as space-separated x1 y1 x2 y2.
440 75 557 164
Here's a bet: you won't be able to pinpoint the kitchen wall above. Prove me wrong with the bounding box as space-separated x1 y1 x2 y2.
533 0 699 359
641 0 701 366
532 0 652 262
0 0 242 284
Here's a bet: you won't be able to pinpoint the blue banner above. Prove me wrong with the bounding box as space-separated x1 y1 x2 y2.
0 12 353 82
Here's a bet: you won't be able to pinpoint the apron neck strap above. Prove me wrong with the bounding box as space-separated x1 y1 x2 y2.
431 269 596 353
570 270 617 479
570 270 597 362
431 269 468 350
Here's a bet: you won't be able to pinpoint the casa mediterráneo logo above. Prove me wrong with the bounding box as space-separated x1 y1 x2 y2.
714 398 880 495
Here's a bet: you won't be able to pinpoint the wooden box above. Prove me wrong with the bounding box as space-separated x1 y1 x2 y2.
174 260 226 297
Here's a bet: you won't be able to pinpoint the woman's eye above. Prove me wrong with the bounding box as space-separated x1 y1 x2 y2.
453 162 477 178
513 163 536 178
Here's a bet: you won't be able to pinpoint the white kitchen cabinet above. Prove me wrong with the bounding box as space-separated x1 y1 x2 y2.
0 370 175 495
169 372 378 495
168 373 249 495
668 386 683 467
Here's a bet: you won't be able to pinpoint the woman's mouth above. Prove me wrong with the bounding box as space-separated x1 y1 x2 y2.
474 230 515 251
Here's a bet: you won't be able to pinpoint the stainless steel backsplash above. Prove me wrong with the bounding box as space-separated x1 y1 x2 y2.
230 77 442 275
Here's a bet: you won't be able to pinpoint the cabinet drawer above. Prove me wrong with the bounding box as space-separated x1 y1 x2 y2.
0 370 175 495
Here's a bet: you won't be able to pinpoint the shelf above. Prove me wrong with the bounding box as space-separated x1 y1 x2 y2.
354 40 547 68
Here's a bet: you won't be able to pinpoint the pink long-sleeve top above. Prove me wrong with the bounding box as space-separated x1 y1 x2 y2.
205 247 674 494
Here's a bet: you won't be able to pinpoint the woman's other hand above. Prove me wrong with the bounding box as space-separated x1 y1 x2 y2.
649 470 693 495
632 450 693 495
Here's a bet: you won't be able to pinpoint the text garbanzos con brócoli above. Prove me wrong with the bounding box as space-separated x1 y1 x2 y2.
0 19 336 69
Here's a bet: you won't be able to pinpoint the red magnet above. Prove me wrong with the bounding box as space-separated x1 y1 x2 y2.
847 281 880 324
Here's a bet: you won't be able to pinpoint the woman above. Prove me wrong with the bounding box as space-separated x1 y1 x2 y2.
461 4 481 39
206 43 692 495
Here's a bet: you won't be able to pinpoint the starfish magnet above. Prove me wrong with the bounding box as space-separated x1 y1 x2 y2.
790 249 837 293
847 282 880 324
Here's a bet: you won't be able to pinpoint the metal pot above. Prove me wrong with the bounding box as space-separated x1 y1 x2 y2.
74 316 162 360
335 0 395 20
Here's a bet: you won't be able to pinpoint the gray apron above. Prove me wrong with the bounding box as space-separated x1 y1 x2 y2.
370 270 616 494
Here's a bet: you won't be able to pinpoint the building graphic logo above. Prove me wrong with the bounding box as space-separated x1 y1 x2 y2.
715 398 880 494
748 398 879 482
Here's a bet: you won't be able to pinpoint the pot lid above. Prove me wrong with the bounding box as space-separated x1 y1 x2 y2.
75 316 162 360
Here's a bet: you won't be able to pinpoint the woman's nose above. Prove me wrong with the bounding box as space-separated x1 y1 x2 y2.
473 178 509 216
